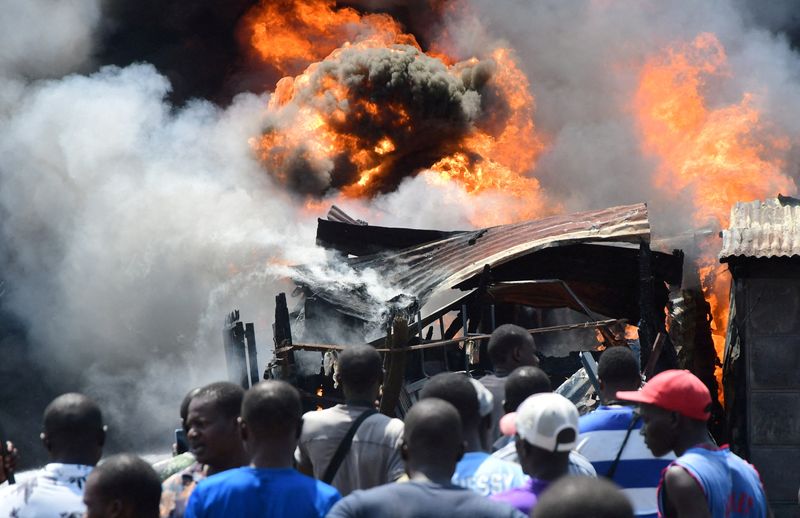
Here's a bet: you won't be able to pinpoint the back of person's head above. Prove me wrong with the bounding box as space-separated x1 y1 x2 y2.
242 380 303 438
598 346 641 392
83 454 161 518
192 382 244 420
487 324 537 368
337 345 383 393
531 476 634 518
504 366 551 413
404 398 463 465
419 372 480 429
179 386 202 425
42 393 105 463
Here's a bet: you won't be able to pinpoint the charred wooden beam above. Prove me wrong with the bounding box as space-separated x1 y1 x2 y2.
379 317 409 417
273 293 294 379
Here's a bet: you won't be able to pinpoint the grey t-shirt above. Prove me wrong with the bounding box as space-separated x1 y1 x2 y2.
327 480 526 518
295 404 405 496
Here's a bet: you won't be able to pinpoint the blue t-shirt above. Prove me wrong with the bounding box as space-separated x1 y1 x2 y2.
327 480 526 518
660 446 768 518
184 466 340 518
452 451 527 496
579 405 673 518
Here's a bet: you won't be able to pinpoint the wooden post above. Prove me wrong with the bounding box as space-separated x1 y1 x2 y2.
379 316 409 417
245 323 259 387
273 293 294 379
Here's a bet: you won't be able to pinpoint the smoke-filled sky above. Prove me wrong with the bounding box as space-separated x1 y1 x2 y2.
2 0 800 463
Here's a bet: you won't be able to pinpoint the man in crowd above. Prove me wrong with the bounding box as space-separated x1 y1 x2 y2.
154 387 202 482
531 476 634 518
491 392 580 514
0 393 105 517
491 365 551 452
185 380 340 517
479 324 539 441
296 344 404 495
327 398 525 518
84 454 162 518
161 382 249 517
617 369 769 518
420 372 526 496
0 438 18 485
578 346 672 517
491 369 595 477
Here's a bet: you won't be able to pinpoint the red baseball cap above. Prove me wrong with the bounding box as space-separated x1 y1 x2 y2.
616 369 711 421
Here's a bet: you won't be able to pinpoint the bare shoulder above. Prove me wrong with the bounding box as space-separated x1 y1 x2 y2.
664 465 705 497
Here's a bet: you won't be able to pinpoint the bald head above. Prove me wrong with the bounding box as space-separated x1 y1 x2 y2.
531 476 634 518
242 380 302 438
487 324 538 370
42 393 104 464
419 373 480 429
83 454 161 518
404 398 463 465
504 366 551 413
338 345 383 393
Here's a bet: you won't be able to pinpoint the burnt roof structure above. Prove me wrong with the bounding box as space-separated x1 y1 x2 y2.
293 203 683 326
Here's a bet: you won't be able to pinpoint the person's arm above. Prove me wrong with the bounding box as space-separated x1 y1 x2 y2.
662 465 711 518
295 444 314 477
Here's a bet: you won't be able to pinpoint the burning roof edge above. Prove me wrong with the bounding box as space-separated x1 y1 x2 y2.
720 195 800 261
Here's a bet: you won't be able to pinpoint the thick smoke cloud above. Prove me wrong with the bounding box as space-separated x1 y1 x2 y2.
447 0 800 236
260 45 482 195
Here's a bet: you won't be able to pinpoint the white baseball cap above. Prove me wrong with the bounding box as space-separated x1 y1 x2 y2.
500 392 579 452
468 378 494 418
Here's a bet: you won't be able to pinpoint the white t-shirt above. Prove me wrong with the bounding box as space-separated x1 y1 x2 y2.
295 404 404 496
0 463 92 518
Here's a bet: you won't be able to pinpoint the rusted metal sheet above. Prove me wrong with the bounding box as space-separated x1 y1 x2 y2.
295 203 651 323
720 196 800 260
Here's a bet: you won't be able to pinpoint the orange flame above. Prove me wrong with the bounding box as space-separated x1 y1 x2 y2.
244 0 549 227
635 33 795 403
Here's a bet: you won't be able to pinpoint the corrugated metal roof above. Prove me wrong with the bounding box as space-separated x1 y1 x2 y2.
294 203 651 323
720 197 800 260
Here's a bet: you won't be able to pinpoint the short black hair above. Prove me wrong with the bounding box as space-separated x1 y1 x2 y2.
179 387 202 423
531 476 634 518
487 324 535 365
242 380 302 436
419 373 479 428
598 346 641 389
504 366 551 412
338 345 383 392
405 398 462 459
43 393 103 442
89 454 161 517
192 382 245 420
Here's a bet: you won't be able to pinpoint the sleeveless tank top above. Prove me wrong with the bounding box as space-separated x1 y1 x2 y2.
657 446 767 518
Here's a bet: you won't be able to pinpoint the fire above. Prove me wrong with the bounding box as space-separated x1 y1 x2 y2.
244 0 548 225
635 32 795 402
241 0 420 78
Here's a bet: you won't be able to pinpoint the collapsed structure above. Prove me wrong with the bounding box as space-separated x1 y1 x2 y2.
230 203 694 411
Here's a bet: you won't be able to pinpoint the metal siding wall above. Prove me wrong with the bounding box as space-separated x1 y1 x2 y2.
746 277 800 508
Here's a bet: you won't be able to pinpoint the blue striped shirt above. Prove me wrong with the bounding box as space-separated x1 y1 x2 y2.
578 405 674 518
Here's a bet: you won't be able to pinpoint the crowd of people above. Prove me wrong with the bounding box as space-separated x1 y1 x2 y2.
0 324 770 517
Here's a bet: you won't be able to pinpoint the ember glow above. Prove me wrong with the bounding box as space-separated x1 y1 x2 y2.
245 0 547 223
635 32 796 401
